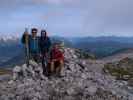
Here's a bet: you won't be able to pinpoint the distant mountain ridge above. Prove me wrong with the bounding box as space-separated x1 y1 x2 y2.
0 36 22 68
1 36 133 68
0 34 19 42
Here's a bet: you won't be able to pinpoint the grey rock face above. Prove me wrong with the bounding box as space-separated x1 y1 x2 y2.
0 47 132 100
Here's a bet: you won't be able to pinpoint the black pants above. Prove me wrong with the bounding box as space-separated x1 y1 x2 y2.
41 53 49 76
30 53 40 63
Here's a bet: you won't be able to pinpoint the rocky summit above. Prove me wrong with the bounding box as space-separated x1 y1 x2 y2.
0 48 133 100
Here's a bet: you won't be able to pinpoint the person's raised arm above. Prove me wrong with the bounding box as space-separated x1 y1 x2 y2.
21 28 29 44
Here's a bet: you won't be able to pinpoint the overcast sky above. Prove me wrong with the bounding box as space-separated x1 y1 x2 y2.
0 0 133 37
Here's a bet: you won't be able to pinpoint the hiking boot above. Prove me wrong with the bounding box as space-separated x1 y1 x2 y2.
55 73 63 78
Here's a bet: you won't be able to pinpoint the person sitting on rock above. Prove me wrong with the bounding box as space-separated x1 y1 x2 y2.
50 43 64 77
21 28 40 63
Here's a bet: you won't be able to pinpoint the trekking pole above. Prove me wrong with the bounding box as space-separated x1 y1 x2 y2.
25 28 30 67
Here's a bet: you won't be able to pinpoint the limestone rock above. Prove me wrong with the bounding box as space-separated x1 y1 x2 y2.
0 47 132 100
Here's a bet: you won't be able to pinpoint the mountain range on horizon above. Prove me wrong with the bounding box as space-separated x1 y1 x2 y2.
1 36 133 68
2 34 133 40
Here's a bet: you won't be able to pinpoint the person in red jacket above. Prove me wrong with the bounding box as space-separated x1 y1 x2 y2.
50 43 64 76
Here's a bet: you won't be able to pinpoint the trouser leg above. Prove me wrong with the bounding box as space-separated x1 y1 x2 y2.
50 61 54 73
42 54 49 75
41 55 45 68
56 60 64 74
34 55 38 62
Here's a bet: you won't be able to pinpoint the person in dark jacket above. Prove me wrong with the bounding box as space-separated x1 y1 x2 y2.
21 28 40 62
39 30 52 75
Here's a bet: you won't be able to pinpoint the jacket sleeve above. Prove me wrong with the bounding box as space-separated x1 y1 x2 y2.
21 34 26 44
48 37 52 49
38 37 41 53
21 34 30 45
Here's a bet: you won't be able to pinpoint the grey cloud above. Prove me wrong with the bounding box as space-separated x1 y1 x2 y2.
80 0 133 36
0 0 133 36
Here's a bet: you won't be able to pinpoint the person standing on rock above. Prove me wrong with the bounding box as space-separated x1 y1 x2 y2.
50 43 64 77
21 28 40 63
39 29 52 75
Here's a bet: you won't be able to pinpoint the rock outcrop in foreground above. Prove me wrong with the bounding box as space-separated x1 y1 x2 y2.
0 48 133 100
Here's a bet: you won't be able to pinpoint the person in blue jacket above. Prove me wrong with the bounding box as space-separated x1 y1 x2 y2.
21 28 40 62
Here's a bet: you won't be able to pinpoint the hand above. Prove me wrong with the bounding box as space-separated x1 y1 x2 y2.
52 59 57 62
24 32 29 35
39 54 42 58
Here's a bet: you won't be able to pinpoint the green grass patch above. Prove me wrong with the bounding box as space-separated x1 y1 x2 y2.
104 58 133 80
75 49 96 59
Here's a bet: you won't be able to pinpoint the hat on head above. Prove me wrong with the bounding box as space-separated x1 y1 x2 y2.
31 28 38 33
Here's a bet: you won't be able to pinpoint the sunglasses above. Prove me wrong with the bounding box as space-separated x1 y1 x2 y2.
32 31 37 33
